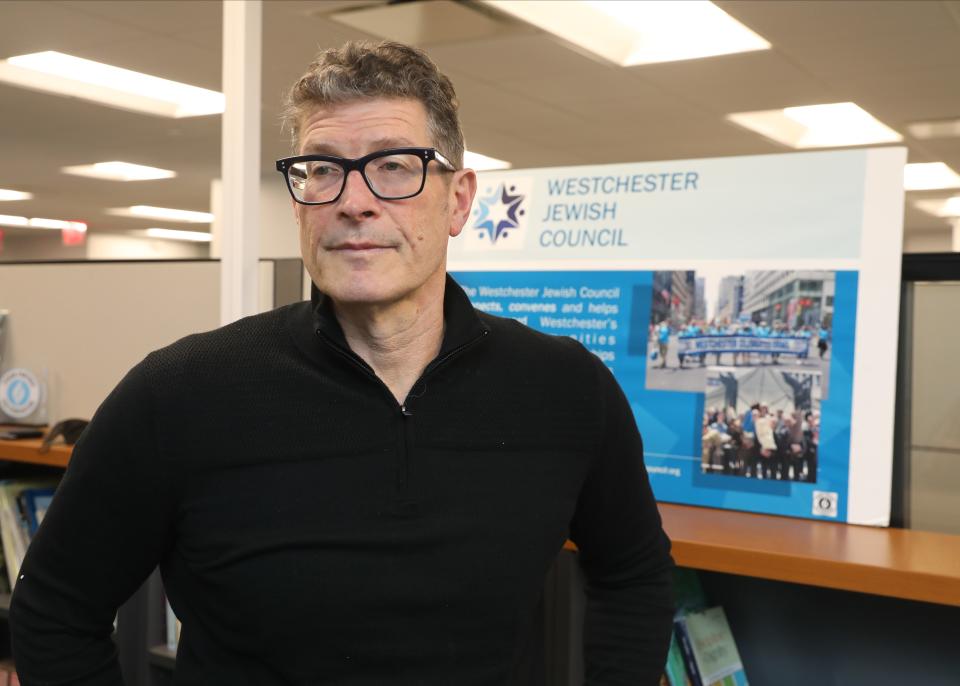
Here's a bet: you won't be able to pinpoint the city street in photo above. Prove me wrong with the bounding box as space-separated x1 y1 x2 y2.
646 270 835 397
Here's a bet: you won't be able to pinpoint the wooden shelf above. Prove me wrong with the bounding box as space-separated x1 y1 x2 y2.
0 432 72 468
566 503 960 607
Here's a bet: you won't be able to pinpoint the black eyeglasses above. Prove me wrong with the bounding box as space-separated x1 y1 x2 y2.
276 147 457 206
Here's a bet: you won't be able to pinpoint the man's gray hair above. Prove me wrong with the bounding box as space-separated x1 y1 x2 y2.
282 41 464 169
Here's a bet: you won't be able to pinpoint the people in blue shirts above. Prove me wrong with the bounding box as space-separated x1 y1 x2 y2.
817 324 830 359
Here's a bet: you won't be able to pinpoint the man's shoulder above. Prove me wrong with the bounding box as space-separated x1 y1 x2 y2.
137 301 308 379
475 310 603 372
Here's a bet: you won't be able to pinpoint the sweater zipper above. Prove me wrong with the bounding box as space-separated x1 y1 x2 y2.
316 327 489 502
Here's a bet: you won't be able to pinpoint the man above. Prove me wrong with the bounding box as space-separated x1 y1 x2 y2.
10 42 673 685
656 321 671 369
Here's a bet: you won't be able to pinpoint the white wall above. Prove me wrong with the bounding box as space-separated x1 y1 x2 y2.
903 228 951 253
0 261 220 421
86 233 209 260
210 177 300 259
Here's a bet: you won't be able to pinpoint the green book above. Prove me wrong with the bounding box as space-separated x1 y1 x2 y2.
664 631 692 686
683 606 749 686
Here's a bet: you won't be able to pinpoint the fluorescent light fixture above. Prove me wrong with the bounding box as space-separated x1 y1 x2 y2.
62 161 176 181
464 150 511 171
914 196 960 218
0 189 33 201
145 228 212 242
0 214 86 231
483 0 770 66
0 215 28 227
907 118 960 140
0 51 224 118
29 218 87 231
109 205 213 223
726 102 902 148
904 163 960 191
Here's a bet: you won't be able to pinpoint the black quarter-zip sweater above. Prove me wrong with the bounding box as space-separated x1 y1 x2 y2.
10 276 673 686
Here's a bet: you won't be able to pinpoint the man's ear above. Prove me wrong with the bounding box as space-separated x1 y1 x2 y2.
448 168 478 238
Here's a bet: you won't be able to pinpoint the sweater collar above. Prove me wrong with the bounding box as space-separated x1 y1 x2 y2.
310 274 488 355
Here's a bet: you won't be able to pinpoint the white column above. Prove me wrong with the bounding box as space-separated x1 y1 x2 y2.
952 218 960 253
220 0 262 326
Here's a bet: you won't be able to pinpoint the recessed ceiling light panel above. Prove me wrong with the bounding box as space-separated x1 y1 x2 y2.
108 206 213 223
0 215 29 227
62 161 177 182
914 196 960 218
907 118 960 140
145 228 213 242
483 0 770 66
0 214 86 230
0 51 224 118
0 189 33 201
726 102 902 148
464 150 512 171
903 163 960 192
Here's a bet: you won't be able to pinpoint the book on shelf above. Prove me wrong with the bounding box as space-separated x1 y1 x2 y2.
0 478 59 590
666 568 749 686
21 487 55 537
674 606 749 686
664 631 693 686
166 598 181 652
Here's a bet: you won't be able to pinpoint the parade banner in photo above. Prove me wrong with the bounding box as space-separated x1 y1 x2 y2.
449 147 906 526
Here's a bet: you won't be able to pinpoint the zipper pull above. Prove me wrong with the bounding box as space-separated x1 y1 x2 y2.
401 404 414 417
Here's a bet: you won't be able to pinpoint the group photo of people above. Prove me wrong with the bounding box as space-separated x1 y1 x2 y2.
701 367 821 483
646 268 836 395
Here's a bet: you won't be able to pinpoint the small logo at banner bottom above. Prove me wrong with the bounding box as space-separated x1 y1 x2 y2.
812 490 838 518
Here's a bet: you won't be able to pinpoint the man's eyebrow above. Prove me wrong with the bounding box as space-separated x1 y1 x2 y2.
299 137 421 156
368 137 418 150
300 142 342 155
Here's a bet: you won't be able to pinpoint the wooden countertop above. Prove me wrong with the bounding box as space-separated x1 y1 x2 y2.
3 437 957 607
0 432 71 468
567 503 960 607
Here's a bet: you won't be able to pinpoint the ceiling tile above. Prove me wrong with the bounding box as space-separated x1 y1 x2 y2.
0 1 157 57
426 35 611 83
719 0 956 45
631 50 832 114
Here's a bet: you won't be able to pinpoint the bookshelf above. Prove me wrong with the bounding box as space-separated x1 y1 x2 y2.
564 503 960 607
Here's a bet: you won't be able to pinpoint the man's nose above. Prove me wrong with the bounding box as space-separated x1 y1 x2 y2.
337 169 378 218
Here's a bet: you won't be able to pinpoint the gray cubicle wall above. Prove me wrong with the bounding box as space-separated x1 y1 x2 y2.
904 280 960 534
0 259 284 422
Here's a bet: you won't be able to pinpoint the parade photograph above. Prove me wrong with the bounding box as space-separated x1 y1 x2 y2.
701 366 821 483
645 269 836 396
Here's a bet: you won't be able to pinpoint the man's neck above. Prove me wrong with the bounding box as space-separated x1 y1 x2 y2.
333 284 446 406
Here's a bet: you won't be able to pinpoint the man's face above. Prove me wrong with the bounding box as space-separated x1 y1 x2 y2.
294 97 476 307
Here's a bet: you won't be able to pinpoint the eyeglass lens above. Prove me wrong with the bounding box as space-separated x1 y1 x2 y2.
288 153 425 203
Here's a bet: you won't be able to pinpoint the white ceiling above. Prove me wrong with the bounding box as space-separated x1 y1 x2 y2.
0 0 958 251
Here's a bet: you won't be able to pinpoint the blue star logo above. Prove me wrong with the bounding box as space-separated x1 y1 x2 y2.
472 182 525 244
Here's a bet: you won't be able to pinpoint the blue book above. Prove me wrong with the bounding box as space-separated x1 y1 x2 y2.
674 616 703 686
21 487 56 537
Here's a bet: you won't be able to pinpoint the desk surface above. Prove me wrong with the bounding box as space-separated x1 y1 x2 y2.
568 503 960 607
2 438 957 607
0 431 71 468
